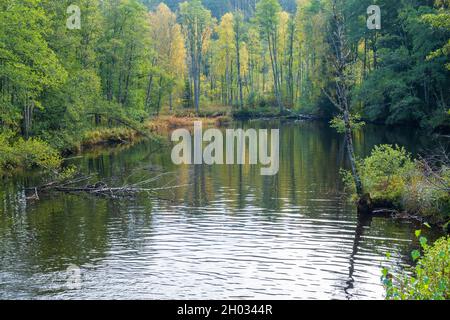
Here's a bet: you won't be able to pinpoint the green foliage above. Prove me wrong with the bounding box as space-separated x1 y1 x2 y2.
383 233 450 300
0 0 67 130
343 145 415 205
0 0 164 152
179 0 214 112
329 113 366 133
255 0 282 37
142 0 297 18
0 0 449 163
355 3 450 128
343 144 450 220
0 131 62 174
422 2 450 70
181 78 194 109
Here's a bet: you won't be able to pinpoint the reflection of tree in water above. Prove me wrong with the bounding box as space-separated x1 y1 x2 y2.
287 125 297 204
261 175 281 212
353 124 429 157
236 121 246 210
341 134 367 290
261 122 281 213
0 194 112 274
186 164 209 207
237 164 246 209
343 213 425 299
344 213 373 299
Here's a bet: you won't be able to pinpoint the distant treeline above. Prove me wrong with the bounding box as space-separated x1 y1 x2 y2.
141 0 298 17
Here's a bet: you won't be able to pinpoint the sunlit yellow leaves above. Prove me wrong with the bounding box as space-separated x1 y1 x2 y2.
149 3 186 78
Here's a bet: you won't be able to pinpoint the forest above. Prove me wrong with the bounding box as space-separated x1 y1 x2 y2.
0 0 449 300
0 0 449 156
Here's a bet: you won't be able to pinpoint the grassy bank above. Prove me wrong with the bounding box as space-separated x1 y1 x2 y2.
81 127 140 148
0 113 233 176
343 145 450 229
78 114 232 150
0 130 62 176
81 104 327 148
79 106 313 153
145 114 231 133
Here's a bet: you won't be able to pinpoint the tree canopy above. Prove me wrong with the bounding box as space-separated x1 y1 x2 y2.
0 0 449 152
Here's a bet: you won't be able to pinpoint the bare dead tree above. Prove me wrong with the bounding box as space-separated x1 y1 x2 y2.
323 0 364 198
234 10 245 110
418 145 450 193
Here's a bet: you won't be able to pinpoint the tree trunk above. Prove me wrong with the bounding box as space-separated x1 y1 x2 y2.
157 76 164 114
22 99 34 139
95 114 101 126
344 110 363 196
122 45 134 105
287 20 295 107
267 35 283 112
326 0 365 201
145 73 154 109
235 14 244 110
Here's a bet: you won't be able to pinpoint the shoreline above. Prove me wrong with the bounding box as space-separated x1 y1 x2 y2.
1 114 448 231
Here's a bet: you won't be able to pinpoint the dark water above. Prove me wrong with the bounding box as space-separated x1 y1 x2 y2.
0 120 440 299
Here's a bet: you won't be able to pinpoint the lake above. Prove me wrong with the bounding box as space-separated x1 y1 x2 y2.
0 120 441 299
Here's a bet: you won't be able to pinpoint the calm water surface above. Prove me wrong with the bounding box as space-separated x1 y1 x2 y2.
0 120 440 299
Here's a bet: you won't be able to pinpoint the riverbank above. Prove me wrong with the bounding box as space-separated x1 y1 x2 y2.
81 108 303 149
76 114 232 149
0 113 234 175
145 114 231 133
345 145 450 231
231 107 323 121
2 113 449 232
0 105 326 176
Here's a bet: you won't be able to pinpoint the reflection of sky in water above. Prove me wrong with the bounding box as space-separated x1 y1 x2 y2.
0 121 438 299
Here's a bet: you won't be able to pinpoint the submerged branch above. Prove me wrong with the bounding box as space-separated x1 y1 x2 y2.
27 172 189 199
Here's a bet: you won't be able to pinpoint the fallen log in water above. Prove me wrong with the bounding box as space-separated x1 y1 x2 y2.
27 172 189 199
52 184 188 197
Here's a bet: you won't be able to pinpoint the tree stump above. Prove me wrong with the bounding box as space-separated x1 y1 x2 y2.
357 193 373 214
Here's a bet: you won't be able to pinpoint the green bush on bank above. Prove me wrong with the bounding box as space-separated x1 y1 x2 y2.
342 144 415 206
342 144 450 221
383 235 450 300
0 131 62 174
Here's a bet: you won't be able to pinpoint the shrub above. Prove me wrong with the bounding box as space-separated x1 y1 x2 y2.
16 137 62 171
343 145 416 206
362 145 416 205
0 131 62 174
0 130 16 169
383 235 450 300
343 144 450 221
403 164 450 218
